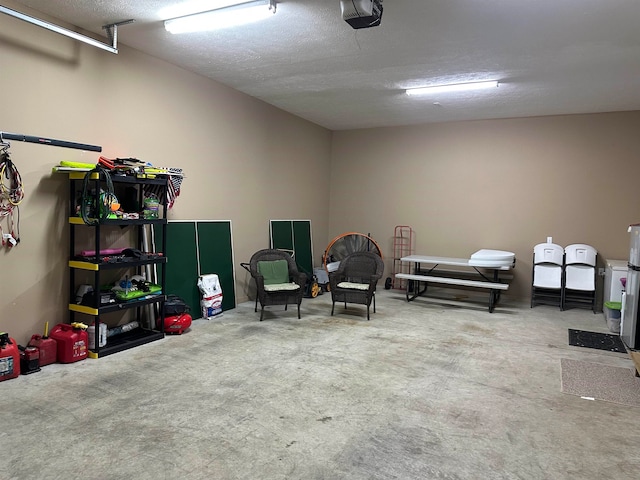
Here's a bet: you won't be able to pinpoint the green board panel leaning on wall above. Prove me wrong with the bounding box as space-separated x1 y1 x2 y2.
270 220 313 277
155 220 236 317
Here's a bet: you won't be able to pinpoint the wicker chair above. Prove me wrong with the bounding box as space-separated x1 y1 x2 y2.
245 249 307 321
329 252 384 320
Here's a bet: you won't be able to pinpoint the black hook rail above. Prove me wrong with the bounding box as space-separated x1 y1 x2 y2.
0 131 102 152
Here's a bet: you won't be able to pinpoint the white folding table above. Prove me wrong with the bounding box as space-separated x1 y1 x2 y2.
395 250 515 312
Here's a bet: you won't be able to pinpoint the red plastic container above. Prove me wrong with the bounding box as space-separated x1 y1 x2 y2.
49 323 88 363
0 333 20 381
163 313 192 335
19 346 41 374
28 334 58 366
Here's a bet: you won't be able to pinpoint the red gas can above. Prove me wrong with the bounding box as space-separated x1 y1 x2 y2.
0 333 20 381
49 323 88 363
28 334 58 366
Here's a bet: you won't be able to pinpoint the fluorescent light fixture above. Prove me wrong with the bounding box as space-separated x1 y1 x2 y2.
164 0 276 34
406 81 499 96
160 1 248 20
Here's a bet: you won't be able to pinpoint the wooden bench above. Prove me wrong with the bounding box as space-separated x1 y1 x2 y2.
395 272 509 312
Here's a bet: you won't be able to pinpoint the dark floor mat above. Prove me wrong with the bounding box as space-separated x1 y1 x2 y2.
568 329 627 353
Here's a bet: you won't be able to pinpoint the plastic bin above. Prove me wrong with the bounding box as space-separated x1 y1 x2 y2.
604 301 622 334
604 259 627 304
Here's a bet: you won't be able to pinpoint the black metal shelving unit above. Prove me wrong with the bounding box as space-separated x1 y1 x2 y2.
68 171 168 358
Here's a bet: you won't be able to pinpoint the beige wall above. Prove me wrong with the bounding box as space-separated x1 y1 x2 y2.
330 112 640 300
2 1 640 345
0 2 332 343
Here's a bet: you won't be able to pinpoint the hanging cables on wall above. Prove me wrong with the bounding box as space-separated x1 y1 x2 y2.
0 130 103 246
0 140 23 247
80 165 116 225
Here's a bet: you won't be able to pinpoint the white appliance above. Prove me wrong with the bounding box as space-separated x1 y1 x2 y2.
604 259 626 304
621 225 640 348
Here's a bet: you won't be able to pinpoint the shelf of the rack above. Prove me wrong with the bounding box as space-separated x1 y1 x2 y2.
69 172 167 185
69 257 166 271
69 260 101 271
69 293 165 316
68 217 167 226
88 328 164 358
69 304 100 316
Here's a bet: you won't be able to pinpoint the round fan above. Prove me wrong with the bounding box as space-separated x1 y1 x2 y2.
323 232 383 272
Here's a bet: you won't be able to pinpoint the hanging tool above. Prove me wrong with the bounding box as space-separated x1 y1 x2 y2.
0 139 23 248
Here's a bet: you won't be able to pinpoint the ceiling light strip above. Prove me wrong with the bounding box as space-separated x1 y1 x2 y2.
406 81 499 95
164 0 276 34
0 5 122 54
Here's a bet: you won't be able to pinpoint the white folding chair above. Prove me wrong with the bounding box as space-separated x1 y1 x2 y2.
562 244 597 313
531 243 564 309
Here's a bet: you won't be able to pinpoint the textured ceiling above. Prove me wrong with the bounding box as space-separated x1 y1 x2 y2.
6 0 640 130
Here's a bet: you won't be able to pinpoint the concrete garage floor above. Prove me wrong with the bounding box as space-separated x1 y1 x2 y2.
3 289 640 479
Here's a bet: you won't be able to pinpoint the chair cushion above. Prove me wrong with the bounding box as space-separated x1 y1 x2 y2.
264 283 301 292
337 281 369 290
258 259 289 285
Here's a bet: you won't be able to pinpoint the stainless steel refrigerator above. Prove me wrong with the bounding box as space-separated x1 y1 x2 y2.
621 224 640 348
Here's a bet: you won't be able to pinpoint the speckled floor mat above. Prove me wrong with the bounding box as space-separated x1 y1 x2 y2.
561 358 640 407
